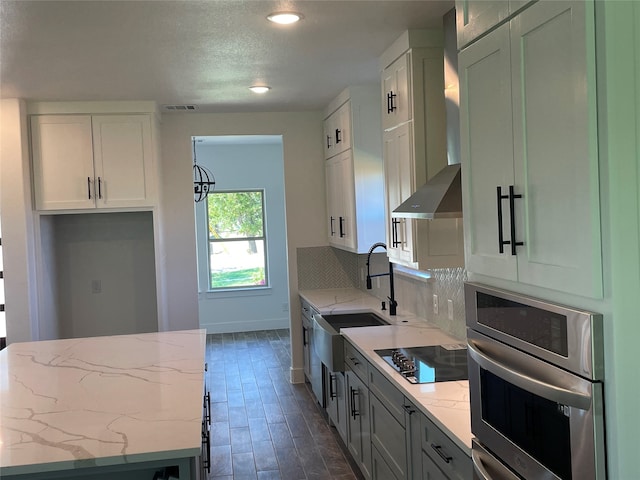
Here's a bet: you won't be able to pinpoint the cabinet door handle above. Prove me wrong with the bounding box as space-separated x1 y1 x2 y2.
303 326 308 346
327 134 332 149
329 373 337 399
496 186 509 253
391 219 401 247
335 128 342 144
508 185 523 255
87 177 92 199
201 421 211 473
350 387 360 418
339 216 345 238
387 91 397 113
203 392 211 425
431 443 453 464
97 177 103 199
403 404 416 415
330 216 335 236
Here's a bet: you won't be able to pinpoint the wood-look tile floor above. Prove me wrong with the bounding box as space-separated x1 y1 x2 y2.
205 329 364 480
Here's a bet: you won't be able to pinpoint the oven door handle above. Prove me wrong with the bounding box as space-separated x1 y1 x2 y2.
472 446 521 480
467 339 592 410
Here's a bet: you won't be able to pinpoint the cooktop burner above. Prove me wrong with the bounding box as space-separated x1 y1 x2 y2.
375 344 468 384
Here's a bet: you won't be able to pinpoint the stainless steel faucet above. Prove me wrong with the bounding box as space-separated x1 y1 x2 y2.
366 242 397 316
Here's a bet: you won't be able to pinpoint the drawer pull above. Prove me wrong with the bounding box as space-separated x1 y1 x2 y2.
349 356 360 366
201 421 211 473
403 404 415 415
431 443 453 464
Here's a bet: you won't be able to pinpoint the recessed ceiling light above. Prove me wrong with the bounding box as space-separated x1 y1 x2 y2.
267 12 302 25
249 86 271 94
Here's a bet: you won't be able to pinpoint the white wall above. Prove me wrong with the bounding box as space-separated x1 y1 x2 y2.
195 140 290 333
160 112 326 382
0 99 40 342
52 212 158 339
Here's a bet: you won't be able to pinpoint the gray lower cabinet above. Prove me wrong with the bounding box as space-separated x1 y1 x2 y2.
326 369 348 442
346 368 372 480
422 450 450 480
421 414 472 480
340 340 470 480
369 366 422 480
372 444 400 480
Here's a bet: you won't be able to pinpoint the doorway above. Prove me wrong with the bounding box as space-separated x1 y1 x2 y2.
193 135 290 333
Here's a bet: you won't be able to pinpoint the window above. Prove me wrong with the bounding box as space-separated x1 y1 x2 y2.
207 190 268 290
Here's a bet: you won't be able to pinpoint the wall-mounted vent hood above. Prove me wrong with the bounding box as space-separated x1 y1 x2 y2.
392 164 462 219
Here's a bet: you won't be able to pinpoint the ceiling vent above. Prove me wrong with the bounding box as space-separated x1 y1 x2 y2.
162 104 198 112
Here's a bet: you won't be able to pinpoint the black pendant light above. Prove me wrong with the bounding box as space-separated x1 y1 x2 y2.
193 138 216 203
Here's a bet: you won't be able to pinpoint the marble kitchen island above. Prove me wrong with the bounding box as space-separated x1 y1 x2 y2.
0 329 208 480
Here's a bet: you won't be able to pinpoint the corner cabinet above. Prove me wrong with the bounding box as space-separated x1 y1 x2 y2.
379 31 464 270
459 0 603 298
323 86 385 253
31 114 157 211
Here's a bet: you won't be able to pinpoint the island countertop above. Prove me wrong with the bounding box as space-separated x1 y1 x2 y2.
0 329 207 477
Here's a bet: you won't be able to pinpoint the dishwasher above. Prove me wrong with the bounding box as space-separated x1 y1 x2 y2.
301 299 324 407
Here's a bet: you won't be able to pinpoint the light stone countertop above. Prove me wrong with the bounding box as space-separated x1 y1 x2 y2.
0 329 207 477
299 288 472 455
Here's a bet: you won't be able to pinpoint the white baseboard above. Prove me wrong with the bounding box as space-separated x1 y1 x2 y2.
200 317 290 334
290 367 305 384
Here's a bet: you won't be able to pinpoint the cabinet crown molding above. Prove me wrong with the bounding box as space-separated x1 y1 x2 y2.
379 29 444 71
27 101 159 116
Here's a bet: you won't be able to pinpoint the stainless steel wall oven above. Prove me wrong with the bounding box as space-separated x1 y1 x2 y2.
465 283 606 480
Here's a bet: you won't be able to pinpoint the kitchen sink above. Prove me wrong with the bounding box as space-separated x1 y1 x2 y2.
312 311 390 372
320 312 389 331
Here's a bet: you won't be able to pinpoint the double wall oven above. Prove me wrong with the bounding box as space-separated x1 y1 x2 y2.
465 283 606 480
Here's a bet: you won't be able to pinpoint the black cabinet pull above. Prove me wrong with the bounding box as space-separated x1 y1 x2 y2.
335 128 342 144
403 404 415 415
326 135 332 149
203 392 211 425
431 443 453 464
496 186 509 253
97 177 102 199
330 216 335 236
339 216 345 238
87 177 92 199
387 91 397 113
350 387 360 418
329 373 337 399
303 326 308 346
202 421 211 473
391 219 401 247
508 185 523 255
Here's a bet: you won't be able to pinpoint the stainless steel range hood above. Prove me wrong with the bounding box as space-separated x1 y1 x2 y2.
391 164 462 219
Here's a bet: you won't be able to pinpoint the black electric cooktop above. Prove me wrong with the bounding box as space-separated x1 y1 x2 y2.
375 344 468 384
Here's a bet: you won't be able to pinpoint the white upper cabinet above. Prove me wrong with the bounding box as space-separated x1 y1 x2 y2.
31 113 157 211
455 0 534 50
323 86 385 253
460 0 603 298
379 30 464 270
323 100 352 160
381 53 410 131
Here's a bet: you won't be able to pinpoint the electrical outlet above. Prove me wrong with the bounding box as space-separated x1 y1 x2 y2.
376 277 380 289
282 302 289 312
447 299 454 321
91 280 102 294
433 294 439 315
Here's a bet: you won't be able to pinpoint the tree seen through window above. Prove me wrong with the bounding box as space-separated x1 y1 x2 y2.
207 190 267 289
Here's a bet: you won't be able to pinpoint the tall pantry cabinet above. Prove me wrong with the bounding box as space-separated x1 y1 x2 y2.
27 101 164 340
379 30 464 270
458 0 603 298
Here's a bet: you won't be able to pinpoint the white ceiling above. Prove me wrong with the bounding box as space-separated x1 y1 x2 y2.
0 0 454 113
